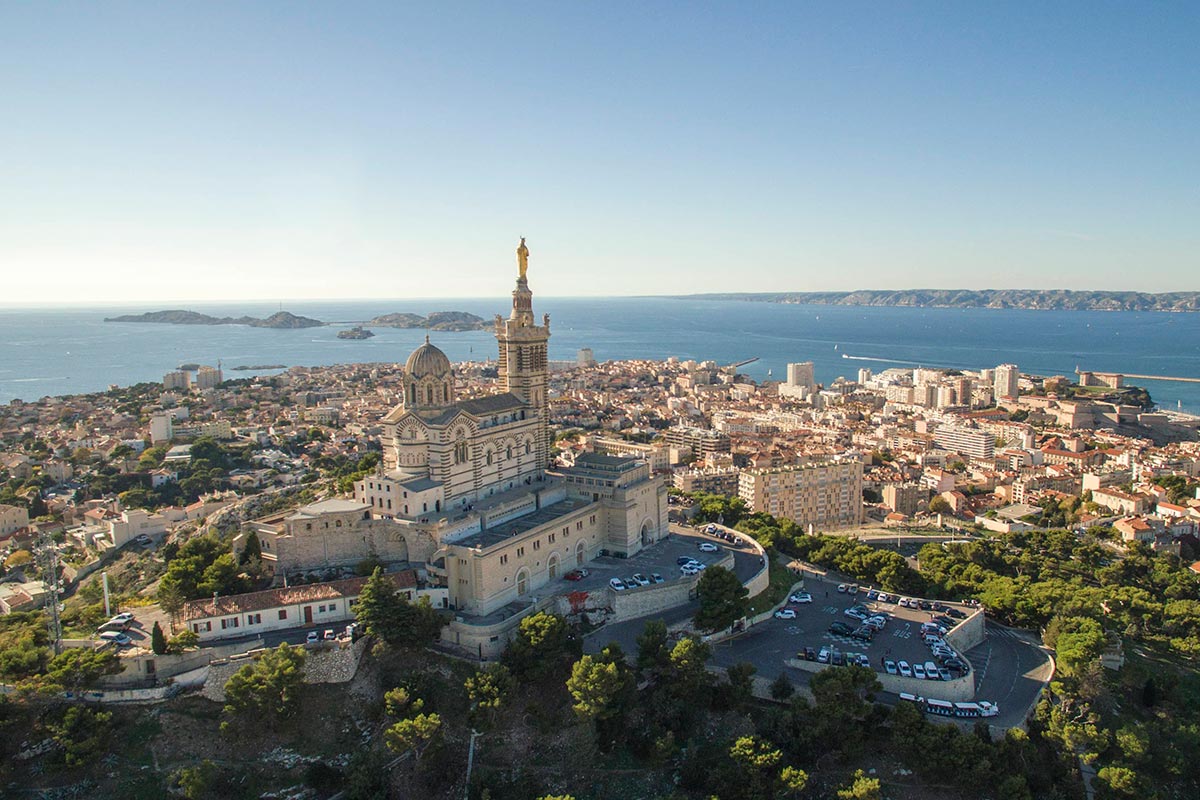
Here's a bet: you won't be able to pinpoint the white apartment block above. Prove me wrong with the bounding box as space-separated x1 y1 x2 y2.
933 425 995 460
739 457 863 530
994 364 1019 401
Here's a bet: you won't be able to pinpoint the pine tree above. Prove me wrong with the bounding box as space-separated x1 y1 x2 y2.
151 621 167 655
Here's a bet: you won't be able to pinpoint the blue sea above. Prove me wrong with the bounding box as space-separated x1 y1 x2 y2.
2 298 1199 413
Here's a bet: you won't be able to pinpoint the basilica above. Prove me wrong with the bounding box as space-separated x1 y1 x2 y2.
345 241 670 651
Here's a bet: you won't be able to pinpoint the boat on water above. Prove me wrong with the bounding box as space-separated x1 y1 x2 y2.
337 326 375 340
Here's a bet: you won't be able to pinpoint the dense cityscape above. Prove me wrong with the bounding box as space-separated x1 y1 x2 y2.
0 250 1198 799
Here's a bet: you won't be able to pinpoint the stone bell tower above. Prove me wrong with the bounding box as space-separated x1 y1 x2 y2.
495 237 551 467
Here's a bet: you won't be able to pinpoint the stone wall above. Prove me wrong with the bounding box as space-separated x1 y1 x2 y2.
607 578 696 623
785 658 975 702
201 638 369 703
945 607 986 653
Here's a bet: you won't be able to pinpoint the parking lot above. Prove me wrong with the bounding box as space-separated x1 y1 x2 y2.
555 526 762 597
711 572 974 685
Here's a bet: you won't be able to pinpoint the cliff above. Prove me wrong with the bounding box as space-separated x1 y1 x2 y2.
672 290 1200 312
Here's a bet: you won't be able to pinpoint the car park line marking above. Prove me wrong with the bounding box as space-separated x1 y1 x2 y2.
822 606 838 614
786 626 802 635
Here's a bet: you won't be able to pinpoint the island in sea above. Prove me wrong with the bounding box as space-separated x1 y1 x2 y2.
336 326 375 340
365 311 487 331
105 310 324 328
105 309 488 331
671 289 1200 312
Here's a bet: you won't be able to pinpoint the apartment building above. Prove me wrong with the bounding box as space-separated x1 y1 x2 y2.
739 457 863 530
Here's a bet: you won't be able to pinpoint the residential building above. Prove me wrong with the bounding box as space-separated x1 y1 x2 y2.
994 363 1019 402
739 457 863 530
0 503 30 538
933 425 995 460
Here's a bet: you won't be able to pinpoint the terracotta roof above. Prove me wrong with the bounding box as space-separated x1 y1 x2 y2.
181 571 417 620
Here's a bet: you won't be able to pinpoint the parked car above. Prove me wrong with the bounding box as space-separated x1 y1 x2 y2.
790 592 813 604
632 573 650 586
837 583 848 593
817 646 831 663
650 573 664 584
944 658 969 673
864 618 886 631
898 597 911 608
866 589 879 601
698 542 720 553
884 659 898 675
623 578 639 590
680 565 700 576
774 608 797 620
98 631 131 647
324 629 336 641
564 568 589 581
877 592 892 603
830 650 847 666
846 652 870 667
849 626 874 642
918 600 933 611
829 621 854 636
677 556 696 566
946 607 967 619
848 584 860 594
306 631 320 644
134 534 152 546
913 664 927 679
98 613 135 632
932 601 946 611
803 646 817 661
898 660 913 677
938 667 953 681
844 607 868 620
924 660 940 677
610 577 627 590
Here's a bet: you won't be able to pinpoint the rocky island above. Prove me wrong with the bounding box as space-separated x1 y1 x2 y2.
336 326 375 340
673 289 1200 312
366 310 487 331
105 310 324 328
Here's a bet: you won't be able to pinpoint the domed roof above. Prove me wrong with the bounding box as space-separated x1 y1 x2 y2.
405 336 452 378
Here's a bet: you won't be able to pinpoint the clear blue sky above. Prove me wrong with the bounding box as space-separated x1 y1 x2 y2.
1 2 1197 302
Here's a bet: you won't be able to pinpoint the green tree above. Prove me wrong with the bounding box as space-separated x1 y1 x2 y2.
635 618 672 681
694 565 749 632
567 654 625 722
22 647 120 696
221 643 306 733
151 621 167 655
169 628 199 653
47 706 114 766
724 661 757 707
770 671 795 701
928 495 951 515
837 769 882 800
384 712 442 762
238 530 262 565
1097 765 1139 796
504 611 579 681
384 686 424 718
667 635 712 699
354 568 446 648
464 664 515 728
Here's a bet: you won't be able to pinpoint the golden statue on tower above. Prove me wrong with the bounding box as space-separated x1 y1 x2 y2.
516 237 529 280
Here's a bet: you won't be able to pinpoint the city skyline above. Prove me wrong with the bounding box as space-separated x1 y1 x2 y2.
2 2 1197 302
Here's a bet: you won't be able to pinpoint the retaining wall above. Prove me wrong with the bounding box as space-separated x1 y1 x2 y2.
785 658 975 702
944 607 986 653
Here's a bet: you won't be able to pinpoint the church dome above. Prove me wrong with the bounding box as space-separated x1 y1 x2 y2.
405 336 452 378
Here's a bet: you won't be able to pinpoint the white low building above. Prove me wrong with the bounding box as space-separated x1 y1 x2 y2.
179 570 447 642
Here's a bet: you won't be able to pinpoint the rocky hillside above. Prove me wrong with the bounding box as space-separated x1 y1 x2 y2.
367 311 487 330
105 310 324 328
676 289 1200 312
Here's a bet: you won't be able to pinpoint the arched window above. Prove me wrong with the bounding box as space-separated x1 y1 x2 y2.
426 386 434 405
548 554 559 580
506 445 513 460
525 442 531 455
516 569 529 596
486 451 493 466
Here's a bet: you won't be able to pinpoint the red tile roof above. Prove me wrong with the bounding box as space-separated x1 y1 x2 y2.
181 571 417 620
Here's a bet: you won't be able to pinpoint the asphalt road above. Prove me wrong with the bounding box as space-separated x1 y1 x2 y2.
967 622 1054 729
